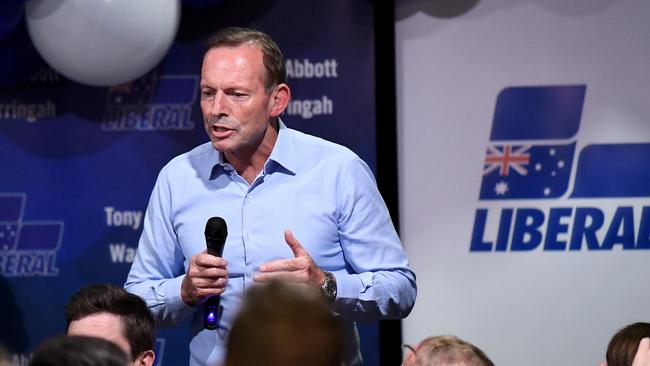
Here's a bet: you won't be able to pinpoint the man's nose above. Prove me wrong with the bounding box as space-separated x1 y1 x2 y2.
210 91 229 116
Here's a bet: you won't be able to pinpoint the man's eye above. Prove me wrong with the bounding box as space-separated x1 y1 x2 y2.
201 90 215 97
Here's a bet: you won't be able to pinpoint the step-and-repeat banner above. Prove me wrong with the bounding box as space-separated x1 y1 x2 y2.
397 1 650 365
0 1 378 365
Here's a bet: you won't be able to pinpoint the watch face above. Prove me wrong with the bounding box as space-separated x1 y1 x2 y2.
322 272 337 301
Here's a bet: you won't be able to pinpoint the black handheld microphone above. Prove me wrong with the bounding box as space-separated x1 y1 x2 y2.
203 217 228 330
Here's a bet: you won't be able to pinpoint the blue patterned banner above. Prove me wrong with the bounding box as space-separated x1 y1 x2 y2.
0 1 378 365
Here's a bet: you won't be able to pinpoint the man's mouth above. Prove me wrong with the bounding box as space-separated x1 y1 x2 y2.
211 125 235 138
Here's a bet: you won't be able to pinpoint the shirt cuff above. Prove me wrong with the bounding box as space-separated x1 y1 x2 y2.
163 274 198 315
333 271 367 301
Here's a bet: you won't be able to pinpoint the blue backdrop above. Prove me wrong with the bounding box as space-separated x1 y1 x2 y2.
0 1 379 365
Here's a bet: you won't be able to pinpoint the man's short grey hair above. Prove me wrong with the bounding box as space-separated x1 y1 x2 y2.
204 26 287 92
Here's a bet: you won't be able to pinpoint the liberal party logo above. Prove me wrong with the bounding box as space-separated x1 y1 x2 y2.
102 72 198 131
472 85 650 252
0 193 63 276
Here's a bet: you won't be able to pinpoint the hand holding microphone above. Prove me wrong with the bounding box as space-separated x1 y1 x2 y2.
180 217 228 329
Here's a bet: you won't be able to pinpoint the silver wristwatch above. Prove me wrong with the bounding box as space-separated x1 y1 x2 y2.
321 270 337 302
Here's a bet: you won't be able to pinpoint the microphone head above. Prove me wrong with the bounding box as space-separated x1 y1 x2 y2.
205 217 228 240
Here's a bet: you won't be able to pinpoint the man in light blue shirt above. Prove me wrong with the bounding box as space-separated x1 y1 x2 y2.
125 27 416 366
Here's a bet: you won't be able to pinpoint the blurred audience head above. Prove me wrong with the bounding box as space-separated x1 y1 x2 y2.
65 284 155 366
29 335 128 366
225 281 343 366
0 342 11 366
606 322 650 366
402 335 494 366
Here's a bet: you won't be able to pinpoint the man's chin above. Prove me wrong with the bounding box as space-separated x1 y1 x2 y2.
211 140 234 153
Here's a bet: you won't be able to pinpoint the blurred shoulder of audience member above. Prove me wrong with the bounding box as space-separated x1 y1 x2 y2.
29 335 128 366
402 335 494 366
225 281 344 366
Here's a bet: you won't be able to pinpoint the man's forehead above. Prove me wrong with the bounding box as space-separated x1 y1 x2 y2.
201 45 266 85
67 313 131 353
68 312 125 335
203 44 264 66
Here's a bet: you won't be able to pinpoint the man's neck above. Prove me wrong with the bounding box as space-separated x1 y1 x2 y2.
224 121 279 185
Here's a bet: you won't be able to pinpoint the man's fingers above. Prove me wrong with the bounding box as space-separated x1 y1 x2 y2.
259 258 306 272
284 229 308 257
253 271 305 283
183 252 229 305
188 263 228 279
252 230 322 287
181 266 228 306
193 253 227 268
191 276 229 289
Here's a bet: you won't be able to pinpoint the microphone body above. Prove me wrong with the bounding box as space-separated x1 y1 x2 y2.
203 217 228 330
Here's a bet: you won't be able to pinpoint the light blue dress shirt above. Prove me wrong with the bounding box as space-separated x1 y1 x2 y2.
125 121 416 366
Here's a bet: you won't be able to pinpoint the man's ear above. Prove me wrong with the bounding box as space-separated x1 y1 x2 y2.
270 83 291 117
136 350 155 366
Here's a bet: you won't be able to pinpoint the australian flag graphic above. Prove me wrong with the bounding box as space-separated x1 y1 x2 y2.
479 85 585 200
106 72 197 107
0 194 63 252
0 194 24 251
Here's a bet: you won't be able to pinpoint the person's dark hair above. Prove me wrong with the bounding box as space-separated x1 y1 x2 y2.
29 335 128 366
606 322 650 366
409 335 494 366
203 26 286 92
225 281 343 366
65 284 155 361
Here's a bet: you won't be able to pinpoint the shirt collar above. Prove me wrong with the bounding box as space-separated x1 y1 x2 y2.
266 119 297 175
209 119 296 180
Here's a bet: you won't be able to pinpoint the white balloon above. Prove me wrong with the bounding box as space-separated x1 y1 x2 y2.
25 0 180 86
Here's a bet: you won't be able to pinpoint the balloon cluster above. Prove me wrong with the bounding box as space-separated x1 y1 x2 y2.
1 0 226 87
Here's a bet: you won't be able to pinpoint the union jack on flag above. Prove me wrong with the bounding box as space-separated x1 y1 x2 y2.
483 145 531 176
479 143 575 200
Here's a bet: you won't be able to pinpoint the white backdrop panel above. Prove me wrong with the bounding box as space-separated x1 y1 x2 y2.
396 1 650 365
